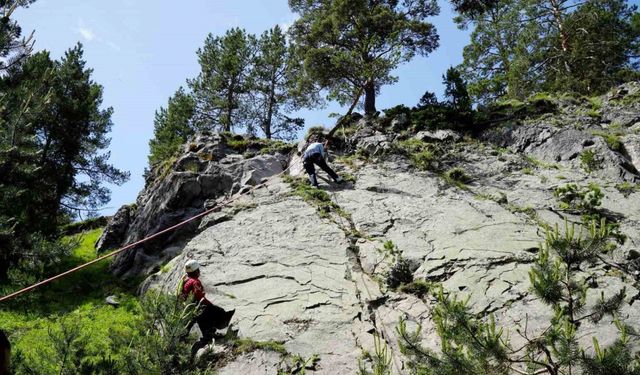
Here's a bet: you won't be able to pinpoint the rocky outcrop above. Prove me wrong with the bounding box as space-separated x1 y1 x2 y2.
111 84 640 373
100 134 291 277
95 204 131 251
145 144 640 373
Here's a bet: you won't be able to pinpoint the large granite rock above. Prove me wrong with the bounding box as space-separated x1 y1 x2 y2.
126 85 640 373
144 143 640 373
102 134 289 278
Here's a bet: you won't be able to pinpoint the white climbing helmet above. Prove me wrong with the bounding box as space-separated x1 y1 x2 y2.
185 260 200 273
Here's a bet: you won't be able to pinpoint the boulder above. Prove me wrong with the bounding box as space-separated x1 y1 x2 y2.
390 113 409 132
414 129 462 143
95 204 132 251
622 134 640 173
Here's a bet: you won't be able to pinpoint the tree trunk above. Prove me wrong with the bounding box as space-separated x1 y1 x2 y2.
265 80 276 139
549 0 569 53
364 80 376 115
548 0 571 73
225 78 235 133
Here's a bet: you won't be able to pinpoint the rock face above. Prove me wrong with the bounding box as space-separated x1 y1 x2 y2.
100 134 290 277
111 85 640 373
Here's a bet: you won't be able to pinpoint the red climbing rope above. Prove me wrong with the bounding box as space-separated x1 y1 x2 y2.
0 159 301 303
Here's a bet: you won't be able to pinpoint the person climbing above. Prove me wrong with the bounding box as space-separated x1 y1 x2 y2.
302 139 343 187
180 260 235 357
0 330 9 375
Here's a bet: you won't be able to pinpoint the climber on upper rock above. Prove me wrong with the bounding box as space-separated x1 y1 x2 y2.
302 140 343 188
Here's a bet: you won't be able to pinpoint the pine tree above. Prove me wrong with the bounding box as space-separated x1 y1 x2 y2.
289 0 440 115
0 44 128 281
189 28 255 133
0 0 36 74
457 0 640 102
247 25 312 140
544 0 640 93
455 0 537 104
443 67 472 112
148 87 196 166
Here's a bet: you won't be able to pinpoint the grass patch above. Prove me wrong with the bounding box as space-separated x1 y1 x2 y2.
336 152 369 171
591 130 624 152
221 133 295 157
156 155 178 181
1 228 143 373
231 338 288 355
618 91 640 105
615 182 638 197
284 175 342 219
525 155 560 169
579 149 602 173
442 167 471 188
159 262 172 273
588 96 603 110
398 280 433 299
392 139 443 171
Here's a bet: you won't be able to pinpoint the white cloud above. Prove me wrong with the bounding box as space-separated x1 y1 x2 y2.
78 26 96 42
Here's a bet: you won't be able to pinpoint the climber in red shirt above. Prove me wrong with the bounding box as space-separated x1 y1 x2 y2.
180 260 235 357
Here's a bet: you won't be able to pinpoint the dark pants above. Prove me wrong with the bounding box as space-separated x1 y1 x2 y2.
303 153 339 185
190 304 234 356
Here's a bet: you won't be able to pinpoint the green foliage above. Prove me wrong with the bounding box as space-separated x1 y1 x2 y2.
231 338 287 355
9 297 141 375
553 183 625 245
384 86 475 131
476 95 558 125
457 0 640 103
617 90 640 106
443 167 471 188
220 133 295 157
525 155 559 170
248 25 314 140
60 216 109 236
400 217 639 375
278 353 321 375
284 175 342 219
615 182 638 197
527 219 638 373
381 242 413 290
579 149 602 173
398 280 433 299
2 229 144 374
289 0 440 114
591 130 623 152
358 334 391 375
589 96 603 111
392 139 443 171
443 67 472 113
0 42 129 280
553 183 604 212
398 287 512 374
582 323 640 375
189 28 255 132
148 87 196 167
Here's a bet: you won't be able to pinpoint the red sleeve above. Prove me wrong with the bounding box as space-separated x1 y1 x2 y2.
183 278 210 304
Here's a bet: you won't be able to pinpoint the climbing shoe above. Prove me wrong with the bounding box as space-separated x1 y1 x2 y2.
308 173 319 187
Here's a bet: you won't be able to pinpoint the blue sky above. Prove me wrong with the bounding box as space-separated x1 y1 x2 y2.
10 1 545 214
